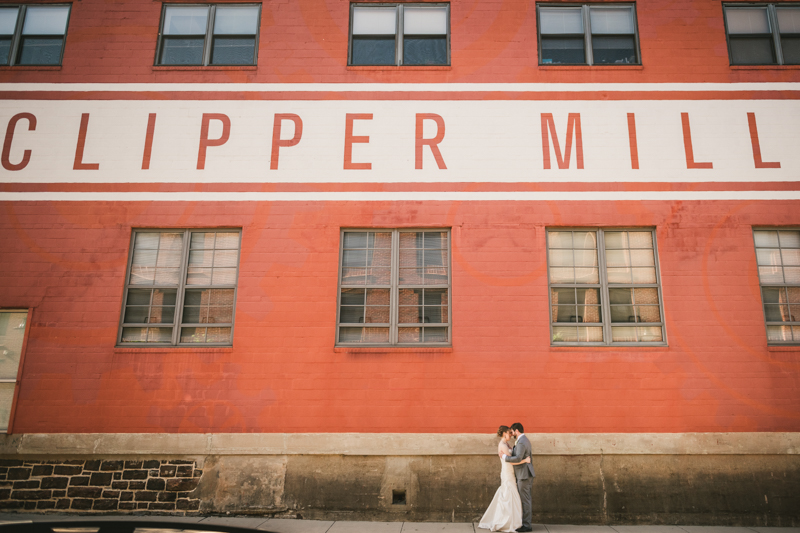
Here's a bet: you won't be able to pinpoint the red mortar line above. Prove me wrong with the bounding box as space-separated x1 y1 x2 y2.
2 182 800 193
1 90 800 101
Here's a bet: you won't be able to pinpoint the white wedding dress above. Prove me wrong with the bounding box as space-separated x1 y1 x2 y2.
478 449 522 532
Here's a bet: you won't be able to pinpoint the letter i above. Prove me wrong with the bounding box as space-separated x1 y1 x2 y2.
142 113 156 170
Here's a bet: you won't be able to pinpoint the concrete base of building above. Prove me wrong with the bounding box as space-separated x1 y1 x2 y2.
0 434 798 526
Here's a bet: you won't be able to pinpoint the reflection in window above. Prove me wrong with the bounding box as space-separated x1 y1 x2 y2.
0 5 70 66
157 4 260 66
0 310 28 431
724 4 800 65
338 229 451 345
754 229 800 343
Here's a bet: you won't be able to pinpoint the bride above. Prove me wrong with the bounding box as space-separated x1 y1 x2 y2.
478 425 531 532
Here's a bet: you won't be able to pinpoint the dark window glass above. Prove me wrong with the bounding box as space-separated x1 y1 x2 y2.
782 36 800 64
403 36 446 65
541 37 585 64
0 7 18 66
778 7 800 64
729 36 777 64
16 5 69 66
351 36 396 65
210 5 258 65
160 37 205 65
592 35 636 63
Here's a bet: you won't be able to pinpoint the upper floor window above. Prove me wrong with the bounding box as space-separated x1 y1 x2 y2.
0 5 70 66
349 3 450 66
156 4 261 66
537 4 640 65
547 228 666 345
337 229 451 345
118 229 241 346
753 229 800 344
724 4 800 65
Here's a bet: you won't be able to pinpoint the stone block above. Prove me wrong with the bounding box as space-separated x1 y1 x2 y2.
94 499 118 510
112 481 128 490
37 500 56 510
32 465 54 476
159 465 177 477
119 502 136 510
176 498 200 511
90 472 113 486
123 469 148 480
55 465 82 476
146 478 166 491
12 480 39 489
55 499 70 509
84 460 102 471
70 476 90 486
176 465 193 477
193 469 203 478
158 491 177 502
63 460 85 465
101 460 123 471
102 490 120 499
68 486 102 499
166 478 199 492
23 501 35 509
149 469 159 477
120 491 133 501
143 460 160 469
52 490 66 498
124 461 142 469
7 468 31 480
135 490 158 501
129 481 145 490
0 489 9 500
71 498 93 510
0 501 24 509
149 502 175 511
0 460 22 467
136 502 148 509
41 477 68 489
113 472 122 480
10 490 51 500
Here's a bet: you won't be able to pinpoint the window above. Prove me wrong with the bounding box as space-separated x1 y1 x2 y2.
724 4 800 65
156 4 261 66
0 5 70 66
537 4 640 65
0 310 28 432
349 3 449 66
547 229 666 345
754 229 800 343
118 230 241 346
337 229 451 345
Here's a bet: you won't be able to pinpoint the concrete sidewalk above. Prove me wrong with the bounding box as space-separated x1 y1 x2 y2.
0 515 798 533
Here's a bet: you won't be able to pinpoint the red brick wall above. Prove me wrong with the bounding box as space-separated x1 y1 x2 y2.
1 199 799 433
1 0 799 84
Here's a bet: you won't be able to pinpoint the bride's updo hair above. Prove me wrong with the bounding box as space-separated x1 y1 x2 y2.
496 425 511 437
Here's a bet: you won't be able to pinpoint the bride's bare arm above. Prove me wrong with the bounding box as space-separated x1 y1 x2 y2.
498 442 512 457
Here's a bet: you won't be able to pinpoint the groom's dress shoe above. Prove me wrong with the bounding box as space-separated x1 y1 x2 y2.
516 528 533 532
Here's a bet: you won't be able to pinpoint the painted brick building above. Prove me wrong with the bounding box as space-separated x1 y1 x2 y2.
0 0 799 523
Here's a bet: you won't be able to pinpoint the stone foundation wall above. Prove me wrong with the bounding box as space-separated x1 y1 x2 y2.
0 459 201 513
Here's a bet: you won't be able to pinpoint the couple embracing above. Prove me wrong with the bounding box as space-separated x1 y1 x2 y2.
478 423 535 533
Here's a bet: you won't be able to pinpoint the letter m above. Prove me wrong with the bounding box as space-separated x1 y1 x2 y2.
541 113 584 169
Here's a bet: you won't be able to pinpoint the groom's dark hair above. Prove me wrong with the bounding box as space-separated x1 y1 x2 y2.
511 422 524 433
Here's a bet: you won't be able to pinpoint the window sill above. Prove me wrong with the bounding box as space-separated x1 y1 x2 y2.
335 346 453 354
0 65 61 71
730 65 800 70
538 64 643 70
550 343 668 349
152 65 257 71
346 65 452 71
114 346 234 353
767 345 800 351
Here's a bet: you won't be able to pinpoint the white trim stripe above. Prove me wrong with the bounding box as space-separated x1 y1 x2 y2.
1 82 800 92
1 191 799 201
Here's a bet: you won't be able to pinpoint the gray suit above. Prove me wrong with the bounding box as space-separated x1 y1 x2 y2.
504 434 534 529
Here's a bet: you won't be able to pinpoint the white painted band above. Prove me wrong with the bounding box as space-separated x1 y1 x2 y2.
1 82 800 93
1 433 798 456
1 191 798 202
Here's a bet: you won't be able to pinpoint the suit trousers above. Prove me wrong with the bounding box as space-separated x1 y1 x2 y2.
517 476 533 528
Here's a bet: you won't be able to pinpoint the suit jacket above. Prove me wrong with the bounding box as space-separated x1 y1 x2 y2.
503 434 535 480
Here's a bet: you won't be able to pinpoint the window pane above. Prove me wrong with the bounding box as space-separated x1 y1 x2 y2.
549 249 573 267
549 267 575 283
352 6 396 35
781 37 800 65
726 7 770 34
340 288 365 306
637 327 663 342
779 230 800 248
778 7 800 33
767 325 793 341
574 249 598 267
552 326 578 342
540 7 583 34
180 327 207 343
631 267 657 284
211 268 237 285
398 327 421 343
163 6 209 35
124 306 149 324
404 7 447 35
404 36 447 65
575 267 599 284
541 37 585 64
611 326 637 342
578 327 603 342
0 38 10 66
754 230 779 248
610 305 636 322
759 265 784 283
592 35 637 64
0 312 27 380
146 328 172 343
605 249 629 267
17 37 63 65
339 327 389 343
764 304 790 322
211 36 255 65
782 249 800 266
423 327 448 342
0 8 18 35
552 288 576 305
22 6 69 35
160 37 205 65
762 286 784 304
343 232 367 248
729 36 776 65
630 249 655 266
590 7 634 34
214 6 259 35
757 248 783 266
785 267 800 284
0 383 15 431
636 305 661 323
548 231 573 248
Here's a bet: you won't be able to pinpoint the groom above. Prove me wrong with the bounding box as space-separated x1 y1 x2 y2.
502 422 535 532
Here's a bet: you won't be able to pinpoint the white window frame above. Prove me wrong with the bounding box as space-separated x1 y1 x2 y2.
0 4 71 66
348 3 451 66
336 228 452 346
